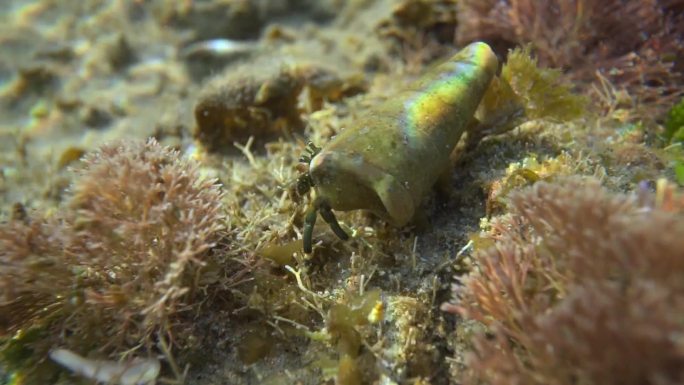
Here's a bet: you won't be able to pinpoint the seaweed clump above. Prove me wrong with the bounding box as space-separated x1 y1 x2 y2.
664 96 684 145
456 0 684 115
0 139 230 382
443 177 684 385
473 45 585 138
663 97 684 184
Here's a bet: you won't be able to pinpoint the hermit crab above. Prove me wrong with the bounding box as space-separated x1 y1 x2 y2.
295 42 503 253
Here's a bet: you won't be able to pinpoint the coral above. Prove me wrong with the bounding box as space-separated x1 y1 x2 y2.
0 139 228 381
456 0 684 116
443 177 684 385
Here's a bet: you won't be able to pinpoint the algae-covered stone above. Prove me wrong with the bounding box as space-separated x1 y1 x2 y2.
193 65 304 152
193 60 364 153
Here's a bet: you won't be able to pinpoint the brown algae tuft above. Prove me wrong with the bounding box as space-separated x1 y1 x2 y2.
0 139 237 382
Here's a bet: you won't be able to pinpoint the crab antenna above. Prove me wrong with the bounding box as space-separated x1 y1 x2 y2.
303 205 318 253
319 204 349 241
306 141 321 154
299 141 321 166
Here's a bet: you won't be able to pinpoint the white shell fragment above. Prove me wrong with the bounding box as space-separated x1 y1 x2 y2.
49 349 161 385
180 38 255 59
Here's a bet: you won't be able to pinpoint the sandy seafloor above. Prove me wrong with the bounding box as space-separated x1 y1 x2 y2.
1 1 682 384
0 0 415 212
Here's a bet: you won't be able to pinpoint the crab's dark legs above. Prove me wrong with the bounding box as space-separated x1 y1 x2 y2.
320 204 349 241
299 141 349 253
303 205 318 254
302 201 349 254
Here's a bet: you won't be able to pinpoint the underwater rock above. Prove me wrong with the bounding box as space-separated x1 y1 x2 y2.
159 0 265 41
193 60 365 152
296 64 367 112
102 33 137 72
2 66 58 102
376 0 459 63
157 0 341 42
193 64 304 152
80 105 113 129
